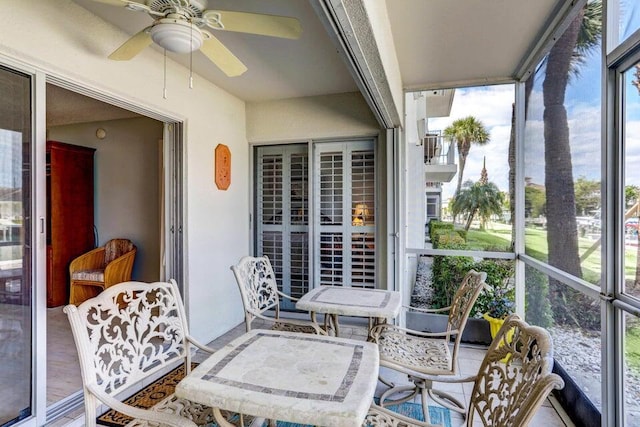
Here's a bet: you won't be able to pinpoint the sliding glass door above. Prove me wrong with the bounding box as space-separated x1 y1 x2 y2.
0 65 33 426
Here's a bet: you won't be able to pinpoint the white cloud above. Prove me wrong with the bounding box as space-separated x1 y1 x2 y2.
429 85 514 199
423 84 640 201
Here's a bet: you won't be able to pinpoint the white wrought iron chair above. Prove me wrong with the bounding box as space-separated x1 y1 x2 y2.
370 269 488 421
231 255 325 334
364 314 564 427
64 280 247 427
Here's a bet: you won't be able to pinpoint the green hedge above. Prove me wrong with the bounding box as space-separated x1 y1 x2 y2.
430 221 467 248
429 221 453 243
430 242 515 318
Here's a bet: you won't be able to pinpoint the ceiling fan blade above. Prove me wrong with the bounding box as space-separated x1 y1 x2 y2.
89 0 137 6
108 28 152 60
199 34 248 77
205 10 302 40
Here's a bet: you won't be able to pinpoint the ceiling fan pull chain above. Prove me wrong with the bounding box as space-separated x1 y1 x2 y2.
189 19 194 89
163 48 168 99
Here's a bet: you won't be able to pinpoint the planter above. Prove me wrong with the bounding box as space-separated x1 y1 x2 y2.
406 311 492 345
483 313 514 362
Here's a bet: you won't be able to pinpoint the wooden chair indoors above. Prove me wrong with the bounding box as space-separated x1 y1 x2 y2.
68 238 136 305
231 255 326 334
364 315 564 427
370 269 488 422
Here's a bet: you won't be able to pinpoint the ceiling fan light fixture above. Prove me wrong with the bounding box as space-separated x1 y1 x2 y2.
150 20 203 53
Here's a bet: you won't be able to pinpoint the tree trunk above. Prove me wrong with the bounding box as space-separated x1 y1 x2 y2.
634 198 640 293
465 209 475 231
455 142 470 198
543 10 584 324
508 103 516 250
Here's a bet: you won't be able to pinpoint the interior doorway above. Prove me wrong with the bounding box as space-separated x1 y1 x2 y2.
43 83 181 416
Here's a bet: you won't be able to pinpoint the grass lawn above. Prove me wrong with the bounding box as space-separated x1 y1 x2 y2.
462 222 640 375
627 318 640 373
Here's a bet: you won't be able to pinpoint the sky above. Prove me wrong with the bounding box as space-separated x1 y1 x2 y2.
428 86 514 201
425 1 640 202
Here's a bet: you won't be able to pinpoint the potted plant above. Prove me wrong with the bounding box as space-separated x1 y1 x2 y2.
482 286 515 338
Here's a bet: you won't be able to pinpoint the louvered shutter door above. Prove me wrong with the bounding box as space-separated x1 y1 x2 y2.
314 141 376 289
256 145 309 309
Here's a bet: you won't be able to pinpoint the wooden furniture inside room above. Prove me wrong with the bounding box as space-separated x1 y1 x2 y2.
69 238 136 305
46 141 95 308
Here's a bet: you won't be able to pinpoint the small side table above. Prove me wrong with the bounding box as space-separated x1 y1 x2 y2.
296 286 402 338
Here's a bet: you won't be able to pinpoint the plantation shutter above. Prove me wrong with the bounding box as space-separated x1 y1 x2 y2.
256 145 309 309
314 141 376 289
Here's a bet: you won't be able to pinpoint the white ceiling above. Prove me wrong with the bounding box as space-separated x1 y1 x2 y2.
72 0 358 102
386 0 563 90
52 0 565 126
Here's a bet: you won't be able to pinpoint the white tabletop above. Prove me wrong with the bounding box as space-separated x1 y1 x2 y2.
175 329 379 427
296 286 402 319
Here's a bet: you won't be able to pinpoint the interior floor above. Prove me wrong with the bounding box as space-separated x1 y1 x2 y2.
46 312 572 427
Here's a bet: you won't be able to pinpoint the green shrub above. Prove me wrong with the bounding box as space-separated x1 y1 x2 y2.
524 265 553 328
429 221 454 243
471 259 515 318
430 248 515 318
436 232 466 247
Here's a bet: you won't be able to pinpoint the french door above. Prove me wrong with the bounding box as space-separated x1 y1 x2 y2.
314 141 376 289
255 140 376 311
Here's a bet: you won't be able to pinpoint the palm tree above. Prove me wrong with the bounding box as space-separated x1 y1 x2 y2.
542 1 600 273
451 180 504 231
444 116 490 198
541 0 601 326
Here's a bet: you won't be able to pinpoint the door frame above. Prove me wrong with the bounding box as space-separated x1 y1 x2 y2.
0 54 189 424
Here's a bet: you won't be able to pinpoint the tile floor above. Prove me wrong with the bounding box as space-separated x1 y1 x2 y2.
47 315 573 426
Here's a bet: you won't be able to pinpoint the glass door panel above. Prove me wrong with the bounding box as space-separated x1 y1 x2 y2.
623 310 640 425
0 66 33 425
622 59 640 301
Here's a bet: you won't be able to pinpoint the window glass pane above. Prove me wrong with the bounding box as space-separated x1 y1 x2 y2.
624 310 640 425
523 3 603 286
0 66 32 424
622 59 640 300
416 85 515 252
616 0 640 51
525 267 602 410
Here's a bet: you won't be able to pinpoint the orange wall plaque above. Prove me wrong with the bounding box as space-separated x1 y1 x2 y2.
215 144 231 190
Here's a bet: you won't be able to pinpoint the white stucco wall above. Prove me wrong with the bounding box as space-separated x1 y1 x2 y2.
0 0 248 342
246 92 380 142
48 117 163 283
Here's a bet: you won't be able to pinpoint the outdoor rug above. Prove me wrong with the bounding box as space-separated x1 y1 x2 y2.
259 401 452 427
97 363 199 427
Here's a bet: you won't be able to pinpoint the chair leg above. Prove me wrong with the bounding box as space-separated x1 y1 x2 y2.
379 384 420 407
381 378 467 422
423 379 466 415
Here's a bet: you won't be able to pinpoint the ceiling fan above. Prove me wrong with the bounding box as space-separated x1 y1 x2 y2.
90 0 302 77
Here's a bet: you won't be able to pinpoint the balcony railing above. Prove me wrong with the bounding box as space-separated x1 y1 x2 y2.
423 134 457 183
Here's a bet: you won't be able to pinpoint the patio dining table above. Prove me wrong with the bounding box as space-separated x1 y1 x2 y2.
295 286 402 338
175 329 379 427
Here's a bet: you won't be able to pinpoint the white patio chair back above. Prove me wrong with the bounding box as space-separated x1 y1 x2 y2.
231 255 281 328
64 280 218 427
